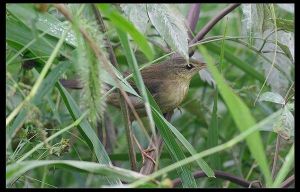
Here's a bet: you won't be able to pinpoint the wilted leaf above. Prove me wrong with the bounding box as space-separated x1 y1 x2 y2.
241 4 273 44
273 106 294 140
147 4 189 61
198 69 216 88
258 91 285 104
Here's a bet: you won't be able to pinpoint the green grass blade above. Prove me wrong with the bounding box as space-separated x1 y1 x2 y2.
116 29 156 138
6 4 77 47
6 27 70 126
97 4 154 61
15 111 88 162
144 87 214 177
6 160 144 186
205 43 265 83
199 45 272 186
272 144 294 187
6 61 71 148
207 90 221 170
56 83 121 185
116 29 197 187
129 110 282 187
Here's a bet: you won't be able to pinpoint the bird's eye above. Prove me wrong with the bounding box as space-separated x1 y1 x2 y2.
185 64 194 70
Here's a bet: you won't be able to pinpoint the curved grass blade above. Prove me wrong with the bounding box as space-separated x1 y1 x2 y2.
97 4 154 61
116 29 196 187
56 83 121 185
129 109 282 187
6 160 144 186
148 96 214 178
272 144 294 187
7 4 77 47
199 45 272 186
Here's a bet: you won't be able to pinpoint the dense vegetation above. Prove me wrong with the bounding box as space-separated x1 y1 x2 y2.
6 4 294 188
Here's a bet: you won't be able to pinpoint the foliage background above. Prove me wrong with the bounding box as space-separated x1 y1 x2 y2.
6 3 294 188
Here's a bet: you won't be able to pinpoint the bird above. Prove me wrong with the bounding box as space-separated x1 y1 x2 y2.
60 56 206 166
60 56 206 119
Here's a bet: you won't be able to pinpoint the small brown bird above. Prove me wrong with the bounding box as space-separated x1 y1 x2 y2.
60 57 206 118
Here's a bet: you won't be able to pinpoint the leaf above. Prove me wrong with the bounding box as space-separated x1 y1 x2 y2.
6 17 61 60
147 4 189 61
198 69 216 88
145 88 214 178
272 144 294 187
6 61 71 147
258 91 285 104
151 107 215 178
276 18 294 32
130 109 283 188
117 29 199 187
150 108 198 188
277 41 294 63
120 4 149 34
204 43 265 83
273 106 294 140
199 45 272 186
6 4 77 47
6 160 143 186
207 90 221 171
56 83 121 185
241 4 273 45
98 4 154 61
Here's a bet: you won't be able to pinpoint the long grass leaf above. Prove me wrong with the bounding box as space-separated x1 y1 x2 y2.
98 4 154 61
272 144 294 187
117 29 196 187
199 45 272 185
6 160 143 186
129 110 281 187
56 83 121 185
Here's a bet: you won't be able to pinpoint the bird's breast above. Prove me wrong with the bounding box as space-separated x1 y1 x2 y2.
155 79 189 113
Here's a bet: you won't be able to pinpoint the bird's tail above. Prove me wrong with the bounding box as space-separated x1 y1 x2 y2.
59 79 83 89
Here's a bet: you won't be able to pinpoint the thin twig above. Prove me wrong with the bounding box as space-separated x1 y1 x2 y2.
271 134 281 179
189 3 241 57
140 112 173 175
120 98 137 171
172 170 262 188
280 174 294 188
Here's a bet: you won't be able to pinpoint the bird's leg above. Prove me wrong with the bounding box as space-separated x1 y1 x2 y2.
133 135 156 165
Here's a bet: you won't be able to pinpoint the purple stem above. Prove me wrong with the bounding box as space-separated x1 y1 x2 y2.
188 3 241 57
187 4 201 39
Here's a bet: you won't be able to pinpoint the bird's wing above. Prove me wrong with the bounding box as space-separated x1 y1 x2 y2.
106 78 162 109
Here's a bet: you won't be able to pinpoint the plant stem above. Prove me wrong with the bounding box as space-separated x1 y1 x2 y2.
189 4 240 57
172 170 262 188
